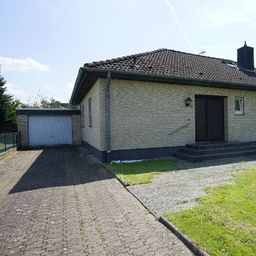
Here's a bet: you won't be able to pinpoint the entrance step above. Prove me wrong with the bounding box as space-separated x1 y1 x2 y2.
175 141 256 162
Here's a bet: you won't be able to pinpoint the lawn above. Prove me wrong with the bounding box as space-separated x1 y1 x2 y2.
105 159 177 185
165 167 256 256
0 143 4 149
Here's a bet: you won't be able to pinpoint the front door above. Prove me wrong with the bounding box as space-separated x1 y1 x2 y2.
195 95 224 142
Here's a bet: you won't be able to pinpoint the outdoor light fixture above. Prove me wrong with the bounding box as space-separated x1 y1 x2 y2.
185 97 192 106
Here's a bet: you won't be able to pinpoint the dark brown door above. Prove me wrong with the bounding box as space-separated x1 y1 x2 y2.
195 95 224 142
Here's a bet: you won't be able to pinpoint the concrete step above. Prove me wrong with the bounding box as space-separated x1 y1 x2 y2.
180 144 256 155
175 149 256 162
186 141 256 150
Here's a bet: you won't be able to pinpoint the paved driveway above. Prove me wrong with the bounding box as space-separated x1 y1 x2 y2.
0 147 192 256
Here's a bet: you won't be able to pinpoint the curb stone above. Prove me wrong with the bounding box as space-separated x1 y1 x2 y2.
102 165 129 187
102 164 159 218
159 216 210 256
102 163 210 256
0 147 16 159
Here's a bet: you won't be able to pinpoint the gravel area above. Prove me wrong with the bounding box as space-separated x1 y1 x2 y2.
128 156 256 216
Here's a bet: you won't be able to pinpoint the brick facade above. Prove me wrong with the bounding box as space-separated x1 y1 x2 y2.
81 78 256 154
81 79 105 150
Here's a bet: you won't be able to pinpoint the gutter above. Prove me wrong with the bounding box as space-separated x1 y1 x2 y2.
105 71 111 163
71 65 256 104
84 67 256 91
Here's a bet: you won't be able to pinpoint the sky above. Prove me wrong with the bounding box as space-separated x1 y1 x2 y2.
1 0 256 103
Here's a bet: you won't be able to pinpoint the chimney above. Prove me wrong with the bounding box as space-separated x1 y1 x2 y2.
237 41 254 70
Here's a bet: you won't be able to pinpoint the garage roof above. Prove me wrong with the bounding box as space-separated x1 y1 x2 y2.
16 108 80 115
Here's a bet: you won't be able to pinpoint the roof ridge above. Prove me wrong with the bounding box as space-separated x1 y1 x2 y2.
84 48 167 67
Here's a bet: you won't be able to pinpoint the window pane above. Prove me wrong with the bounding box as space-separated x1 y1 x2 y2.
88 98 92 127
235 100 241 111
235 97 244 114
239 99 243 110
81 105 85 128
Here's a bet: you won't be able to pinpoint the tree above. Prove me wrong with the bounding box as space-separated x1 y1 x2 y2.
0 75 18 124
27 93 63 108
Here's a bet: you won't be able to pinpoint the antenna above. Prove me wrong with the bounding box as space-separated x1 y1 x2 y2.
198 51 206 55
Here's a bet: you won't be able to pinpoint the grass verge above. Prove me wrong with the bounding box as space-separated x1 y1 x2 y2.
105 159 177 185
165 167 256 256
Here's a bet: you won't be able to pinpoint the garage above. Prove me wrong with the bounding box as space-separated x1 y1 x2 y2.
29 115 72 147
16 109 81 148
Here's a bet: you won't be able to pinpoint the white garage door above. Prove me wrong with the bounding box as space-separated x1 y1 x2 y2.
29 115 72 147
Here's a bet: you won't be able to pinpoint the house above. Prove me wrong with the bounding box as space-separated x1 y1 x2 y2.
70 42 256 162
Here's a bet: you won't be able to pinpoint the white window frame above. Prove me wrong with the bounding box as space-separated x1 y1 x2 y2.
235 97 244 115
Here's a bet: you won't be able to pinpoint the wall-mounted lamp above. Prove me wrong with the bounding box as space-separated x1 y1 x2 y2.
185 97 192 107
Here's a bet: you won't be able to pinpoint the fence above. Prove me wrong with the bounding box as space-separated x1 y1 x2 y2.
0 132 18 153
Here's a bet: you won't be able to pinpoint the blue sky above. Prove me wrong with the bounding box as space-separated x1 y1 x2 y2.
1 0 256 103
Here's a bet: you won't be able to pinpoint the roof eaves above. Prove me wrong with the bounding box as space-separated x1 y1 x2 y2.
71 66 256 105
70 67 86 104
84 67 256 91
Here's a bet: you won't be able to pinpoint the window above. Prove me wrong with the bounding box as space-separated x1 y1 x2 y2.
81 105 85 128
88 98 92 127
235 97 244 115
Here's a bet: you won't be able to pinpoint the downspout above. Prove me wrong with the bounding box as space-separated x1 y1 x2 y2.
105 71 111 163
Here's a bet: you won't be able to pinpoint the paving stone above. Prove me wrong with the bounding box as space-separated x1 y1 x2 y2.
0 147 193 255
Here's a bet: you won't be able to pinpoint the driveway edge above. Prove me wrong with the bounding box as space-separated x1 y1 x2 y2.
159 216 210 256
103 165 129 187
0 147 16 159
102 163 210 256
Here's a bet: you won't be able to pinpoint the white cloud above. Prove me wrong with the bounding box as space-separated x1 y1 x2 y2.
6 82 27 101
0 56 49 72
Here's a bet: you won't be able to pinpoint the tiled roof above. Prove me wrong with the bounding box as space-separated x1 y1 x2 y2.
84 48 256 87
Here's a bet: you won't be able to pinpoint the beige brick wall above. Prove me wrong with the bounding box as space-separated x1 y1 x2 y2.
80 78 256 151
72 115 82 145
80 79 105 150
108 79 256 150
17 115 28 147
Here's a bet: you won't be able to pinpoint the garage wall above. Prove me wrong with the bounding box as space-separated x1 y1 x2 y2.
17 115 28 148
72 115 82 145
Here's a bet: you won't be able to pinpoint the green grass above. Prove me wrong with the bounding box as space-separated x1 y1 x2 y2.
105 159 177 185
165 168 256 256
0 143 4 148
